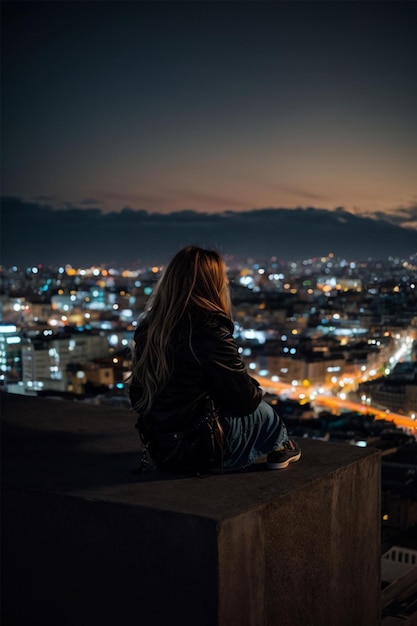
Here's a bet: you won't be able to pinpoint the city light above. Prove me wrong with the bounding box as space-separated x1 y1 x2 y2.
0 254 415 430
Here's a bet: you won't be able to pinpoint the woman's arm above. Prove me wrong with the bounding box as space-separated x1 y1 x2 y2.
198 324 262 416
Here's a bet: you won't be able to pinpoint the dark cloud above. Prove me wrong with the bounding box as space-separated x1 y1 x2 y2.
104 192 171 208
173 190 252 211
32 195 57 202
363 204 417 227
1 196 416 268
393 204 417 224
79 198 101 206
272 185 329 202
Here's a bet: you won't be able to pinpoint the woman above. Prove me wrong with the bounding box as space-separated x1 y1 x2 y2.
129 245 300 473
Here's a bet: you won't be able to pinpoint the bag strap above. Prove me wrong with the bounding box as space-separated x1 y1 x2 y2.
204 397 225 474
133 417 154 472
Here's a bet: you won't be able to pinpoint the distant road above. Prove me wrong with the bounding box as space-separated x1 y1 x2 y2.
313 395 415 431
256 376 416 434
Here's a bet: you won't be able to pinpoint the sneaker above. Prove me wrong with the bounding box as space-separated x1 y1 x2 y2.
267 438 301 470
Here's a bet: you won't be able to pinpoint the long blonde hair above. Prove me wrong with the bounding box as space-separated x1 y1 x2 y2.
131 246 232 414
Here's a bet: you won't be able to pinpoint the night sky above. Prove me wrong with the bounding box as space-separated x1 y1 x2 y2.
1 1 417 266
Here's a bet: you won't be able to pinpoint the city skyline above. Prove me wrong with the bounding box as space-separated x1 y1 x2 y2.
1 0 417 265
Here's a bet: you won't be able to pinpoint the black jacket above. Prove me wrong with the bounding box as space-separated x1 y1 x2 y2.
129 309 262 433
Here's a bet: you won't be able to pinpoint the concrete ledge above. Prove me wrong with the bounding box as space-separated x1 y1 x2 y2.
1 392 381 626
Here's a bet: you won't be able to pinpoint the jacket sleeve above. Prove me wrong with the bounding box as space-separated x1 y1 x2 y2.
197 324 262 416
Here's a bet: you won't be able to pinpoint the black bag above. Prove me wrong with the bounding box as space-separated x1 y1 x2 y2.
136 397 225 474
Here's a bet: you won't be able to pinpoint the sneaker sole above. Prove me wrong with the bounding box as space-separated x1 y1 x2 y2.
267 451 301 470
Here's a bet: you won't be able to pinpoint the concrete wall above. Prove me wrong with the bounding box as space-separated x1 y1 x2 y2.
1 392 381 626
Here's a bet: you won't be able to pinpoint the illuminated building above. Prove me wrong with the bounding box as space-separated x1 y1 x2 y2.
20 333 109 393
0 324 22 387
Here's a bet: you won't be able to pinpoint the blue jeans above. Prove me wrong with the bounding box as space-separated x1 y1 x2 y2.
221 400 289 469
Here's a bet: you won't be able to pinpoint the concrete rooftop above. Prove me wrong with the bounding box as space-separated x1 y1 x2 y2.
1 391 378 519
1 391 381 626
